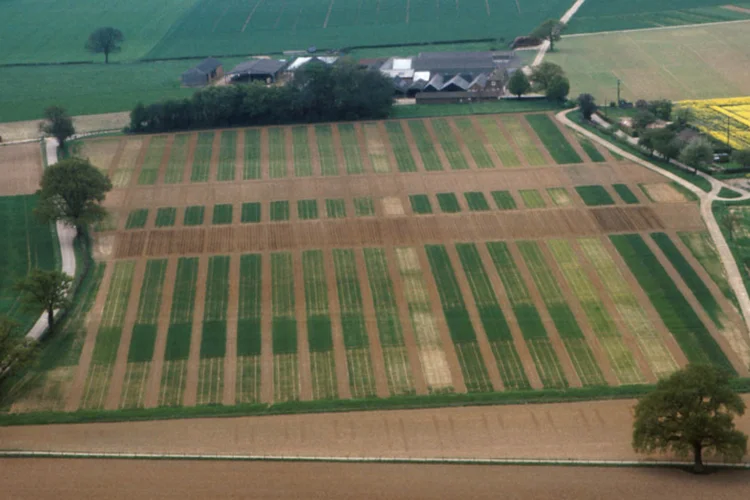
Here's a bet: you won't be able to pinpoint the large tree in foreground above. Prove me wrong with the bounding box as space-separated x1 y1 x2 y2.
530 19 565 52
0 317 37 399
35 157 112 232
14 270 72 333
633 364 747 473
85 27 124 64
679 137 714 174
508 70 531 99
39 106 75 149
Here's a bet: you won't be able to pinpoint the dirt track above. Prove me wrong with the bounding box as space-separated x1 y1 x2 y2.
1 458 749 499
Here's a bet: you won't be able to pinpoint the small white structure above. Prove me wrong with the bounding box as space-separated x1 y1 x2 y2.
379 57 414 79
287 56 338 71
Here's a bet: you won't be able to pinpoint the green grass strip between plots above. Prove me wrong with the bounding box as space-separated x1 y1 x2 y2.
190 132 214 183
525 114 582 164
243 129 261 180
385 121 417 172
407 120 443 171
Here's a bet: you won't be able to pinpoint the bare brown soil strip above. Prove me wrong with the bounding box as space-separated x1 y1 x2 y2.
259 128 269 180
537 242 620 385
143 257 178 408
182 256 209 406
235 129 245 181
114 232 148 259
590 206 664 233
322 249 352 399
260 250 273 403
4 459 750 500
422 119 452 171
353 248 391 398
399 120 426 172
354 123 374 174
508 242 582 388
383 246 428 395
492 116 528 166
223 254 240 405
469 115 504 167
154 134 174 186
723 4 750 14
447 118 479 170
293 250 313 401
307 125 322 177
0 142 43 195
104 259 149 409
520 115 555 164
64 263 116 411
444 245 503 390
569 240 657 383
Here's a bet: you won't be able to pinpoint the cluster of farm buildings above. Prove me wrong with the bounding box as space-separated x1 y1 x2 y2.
181 51 522 103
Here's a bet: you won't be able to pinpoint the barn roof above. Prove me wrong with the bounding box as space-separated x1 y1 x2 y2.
229 59 287 75
413 51 496 74
195 57 222 73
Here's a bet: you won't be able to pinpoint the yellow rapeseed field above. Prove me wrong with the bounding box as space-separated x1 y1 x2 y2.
678 97 750 150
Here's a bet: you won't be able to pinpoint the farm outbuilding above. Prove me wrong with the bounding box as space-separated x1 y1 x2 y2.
228 59 287 83
180 57 223 87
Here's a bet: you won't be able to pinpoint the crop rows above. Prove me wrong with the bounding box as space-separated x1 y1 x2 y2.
363 123 391 173
612 184 640 204
678 231 736 303
125 209 148 229
271 252 299 401
519 189 546 209
431 119 469 170
454 118 494 169
212 204 233 225
547 187 573 207
292 127 313 177
217 131 237 181
137 136 167 185
578 137 606 162
476 117 521 167
385 122 417 173
155 207 177 228
407 120 443 171
268 128 287 179
197 256 230 405
498 116 546 166
111 139 142 188
526 114 582 164
409 194 433 215
184 206 205 226
326 199 346 219
576 185 615 206
337 124 364 175
236 254 262 404
164 135 189 184
190 132 214 183
270 201 290 221
315 125 339 176
491 190 517 210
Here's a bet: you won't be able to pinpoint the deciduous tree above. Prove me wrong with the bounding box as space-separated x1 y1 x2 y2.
633 364 747 473
39 106 75 149
530 19 565 52
530 62 565 92
632 109 657 131
679 137 714 174
14 270 73 333
0 317 37 398
577 93 597 120
508 70 531 99
85 27 124 64
731 149 750 168
545 75 570 102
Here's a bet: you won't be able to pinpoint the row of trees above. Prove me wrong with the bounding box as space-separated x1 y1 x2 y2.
129 60 394 133
507 62 570 102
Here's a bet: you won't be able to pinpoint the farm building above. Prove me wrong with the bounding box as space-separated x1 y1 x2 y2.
180 57 223 87
287 56 338 72
228 59 287 83
380 57 414 79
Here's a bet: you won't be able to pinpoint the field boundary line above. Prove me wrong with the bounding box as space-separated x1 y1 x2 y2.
532 0 587 67
563 18 750 39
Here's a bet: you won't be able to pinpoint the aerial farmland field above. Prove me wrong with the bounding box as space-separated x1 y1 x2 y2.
9 112 750 416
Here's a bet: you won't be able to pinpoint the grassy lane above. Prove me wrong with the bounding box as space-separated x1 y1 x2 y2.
332 249 377 398
120 259 168 409
163 134 189 184
271 252 299 402
363 248 415 396
385 122 417 172
292 127 313 177
498 116 546 166
485 242 567 389
155 208 176 228
159 257 199 407
197 256 230 405
547 239 645 385
476 116 520 167
315 125 339 176
578 238 678 379
190 132 214 183
455 244 530 389
364 123 391 173
454 118 494 168
243 129 261 180
678 231 736 304
302 250 337 400
407 120 444 171
611 234 734 373
547 187 573 207
517 242 605 386
612 184 640 204
337 124 364 174
268 128 287 179
430 119 469 170
81 261 136 410
217 131 237 182
526 114 582 164
576 185 615 206
425 245 492 392
395 247 453 393
236 254 262 404
137 136 167 185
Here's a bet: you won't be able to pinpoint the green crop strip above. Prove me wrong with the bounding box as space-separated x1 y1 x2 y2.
236 254 262 404
407 120 443 171
576 185 615 206
270 201 290 222
137 135 167 185
454 118 494 169
578 238 678 379
243 129 261 180
385 121 417 172
216 131 236 181
302 250 337 400
547 187 573 207
430 119 469 170
526 114 582 164
578 137 605 162
485 242 567 389
610 234 733 373
201 256 230 359
436 193 461 213
547 239 645 385
498 115 546 166
455 243 529 389
354 197 375 217
272 252 298 401
325 199 346 219
363 248 415 396
425 245 492 392
164 134 189 184
337 124 364 175
364 123 391 173
211 204 233 225
332 249 377 398
491 190 517 210
519 189 545 209
464 192 490 211
650 233 724 328
409 194 433 214
517 241 605 386
183 206 205 226
292 126 313 177
155 207 176 228
268 128 287 179
612 184 640 204
125 209 148 229
315 125 339 176
476 116 521 167
678 231 736 305
298 199 319 220
241 202 261 223
190 132 214 183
